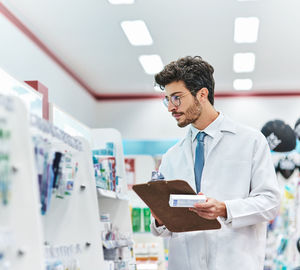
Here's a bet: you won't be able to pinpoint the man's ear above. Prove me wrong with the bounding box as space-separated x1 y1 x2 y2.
196 88 209 101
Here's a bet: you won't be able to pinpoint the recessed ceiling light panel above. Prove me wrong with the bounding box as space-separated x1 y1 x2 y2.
139 55 164 75
233 79 253 90
233 52 256 73
234 17 259 43
121 20 153 46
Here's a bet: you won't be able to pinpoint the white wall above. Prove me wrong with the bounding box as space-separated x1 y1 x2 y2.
215 97 300 131
0 13 97 127
95 97 300 139
95 99 189 140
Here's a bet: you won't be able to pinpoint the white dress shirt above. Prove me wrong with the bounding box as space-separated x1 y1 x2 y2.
190 112 224 162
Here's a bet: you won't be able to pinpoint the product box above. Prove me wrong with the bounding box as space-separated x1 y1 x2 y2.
131 207 141 232
169 194 207 207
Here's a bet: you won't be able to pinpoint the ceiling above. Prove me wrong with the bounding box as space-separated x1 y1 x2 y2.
2 0 300 97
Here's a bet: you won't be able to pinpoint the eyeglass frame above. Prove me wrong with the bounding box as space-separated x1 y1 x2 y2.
162 92 190 108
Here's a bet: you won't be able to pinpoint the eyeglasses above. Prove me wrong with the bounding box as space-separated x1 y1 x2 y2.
163 92 190 108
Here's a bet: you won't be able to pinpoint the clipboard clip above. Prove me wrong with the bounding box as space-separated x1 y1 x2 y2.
149 171 165 182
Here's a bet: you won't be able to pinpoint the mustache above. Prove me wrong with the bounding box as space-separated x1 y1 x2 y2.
172 112 183 116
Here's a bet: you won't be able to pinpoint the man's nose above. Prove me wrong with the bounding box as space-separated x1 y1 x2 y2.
168 101 176 112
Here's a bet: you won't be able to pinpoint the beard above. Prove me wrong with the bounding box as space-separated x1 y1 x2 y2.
177 98 202 127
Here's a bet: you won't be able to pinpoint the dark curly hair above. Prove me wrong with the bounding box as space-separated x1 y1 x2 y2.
155 56 215 105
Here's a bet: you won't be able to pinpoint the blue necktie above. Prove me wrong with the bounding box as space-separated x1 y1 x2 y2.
194 132 206 193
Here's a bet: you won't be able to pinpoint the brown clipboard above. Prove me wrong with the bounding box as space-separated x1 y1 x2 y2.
132 180 221 232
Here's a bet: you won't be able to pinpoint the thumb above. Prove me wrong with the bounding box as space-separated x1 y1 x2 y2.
198 192 204 195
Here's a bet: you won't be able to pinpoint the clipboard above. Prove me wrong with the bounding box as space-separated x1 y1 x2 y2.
132 180 221 232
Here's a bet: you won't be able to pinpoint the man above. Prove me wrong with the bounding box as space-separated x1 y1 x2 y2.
150 56 280 270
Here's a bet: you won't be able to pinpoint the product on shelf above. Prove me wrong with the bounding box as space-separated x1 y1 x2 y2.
0 228 14 269
45 243 82 270
143 208 151 232
56 151 78 198
100 213 135 269
135 242 159 263
93 142 119 192
93 142 115 156
131 208 141 233
148 243 159 262
264 153 300 269
131 207 152 233
0 117 12 206
135 243 148 262
33 136 79 214
94 156 116 191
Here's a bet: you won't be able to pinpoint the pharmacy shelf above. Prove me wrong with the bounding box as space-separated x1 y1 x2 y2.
92 128 134 269
102 239 134 249
97 188 129 201
127 155 166 270
137 263 158 270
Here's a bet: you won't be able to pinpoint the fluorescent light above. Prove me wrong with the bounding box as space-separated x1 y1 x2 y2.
234 17 259 43
233 79 253 90
233 53 255 73
121 20 153 46
108 0 134 4
139 55 164 75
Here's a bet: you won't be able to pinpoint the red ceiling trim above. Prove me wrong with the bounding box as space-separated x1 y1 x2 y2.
1 3 300 101
94 93 163 100
214 91 300 98
95 91 300 101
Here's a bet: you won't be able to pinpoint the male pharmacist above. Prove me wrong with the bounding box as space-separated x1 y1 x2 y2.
150 56 280 270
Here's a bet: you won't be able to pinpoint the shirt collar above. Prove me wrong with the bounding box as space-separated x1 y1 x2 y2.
191 112 224 142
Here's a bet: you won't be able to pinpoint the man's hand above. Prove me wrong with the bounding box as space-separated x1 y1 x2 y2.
189 192 227 220
150 209 164 226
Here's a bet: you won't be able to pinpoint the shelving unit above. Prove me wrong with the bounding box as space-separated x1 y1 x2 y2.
126 155 167 270
97 188 129 201
0 95 44 270
0 68 136 269
264 152 300 269
39 136 104 269
91 128 135 270
0 93 105 269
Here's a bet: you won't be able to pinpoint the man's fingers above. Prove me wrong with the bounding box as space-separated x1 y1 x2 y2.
194 202 214 209
189 208 217 219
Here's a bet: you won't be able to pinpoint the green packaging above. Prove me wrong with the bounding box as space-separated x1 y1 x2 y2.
143 208 151 232
132 207 141 232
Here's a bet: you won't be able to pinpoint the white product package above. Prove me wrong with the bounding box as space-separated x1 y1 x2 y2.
169 194 207 207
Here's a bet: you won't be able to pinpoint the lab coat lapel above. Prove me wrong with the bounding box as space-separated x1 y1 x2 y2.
180 128 196 190
206 115 237 160
206 130 224 160
182 128 194 167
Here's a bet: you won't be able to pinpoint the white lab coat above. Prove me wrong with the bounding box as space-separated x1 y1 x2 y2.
151 115 280 270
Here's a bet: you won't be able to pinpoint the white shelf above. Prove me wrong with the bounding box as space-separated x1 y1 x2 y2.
92 128 134 268
116 193 130 201
103 239 134 249
137 263 158 270
97 188 129 201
